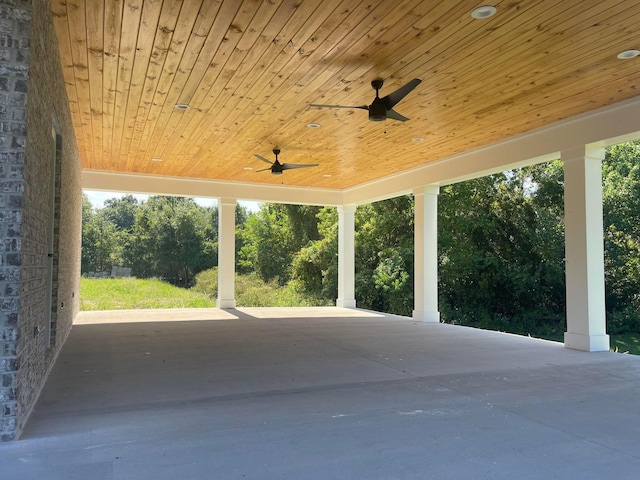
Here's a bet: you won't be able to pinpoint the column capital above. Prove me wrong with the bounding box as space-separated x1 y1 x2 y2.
561 146 605 163
412 184 440 197
219 197 237 206
337 203 356 213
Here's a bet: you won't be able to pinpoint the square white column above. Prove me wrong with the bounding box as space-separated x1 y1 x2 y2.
413 185 440 322
337 204 356 308
217 198 237 309
562 147 609 351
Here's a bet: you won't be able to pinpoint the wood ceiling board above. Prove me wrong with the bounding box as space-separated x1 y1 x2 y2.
63 0 94 167
101 0 125 170
174 0 348 162
140 0 215 158
51 0 640 191
125 0 184 164
110 0 144 169
51 0 87 162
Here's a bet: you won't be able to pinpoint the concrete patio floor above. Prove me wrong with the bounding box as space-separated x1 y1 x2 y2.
2 307 640 479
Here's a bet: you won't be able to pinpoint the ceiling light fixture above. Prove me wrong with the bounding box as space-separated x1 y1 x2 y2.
617 49 640 60
174 103 190 110
151 157 162 162
244 167 253 171
307 122 321 128
471 5 497 19
323 174 332 178
412 137 424 142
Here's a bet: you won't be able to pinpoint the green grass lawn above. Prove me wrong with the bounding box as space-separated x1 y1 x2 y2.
80 273 330 310
80 277 217 310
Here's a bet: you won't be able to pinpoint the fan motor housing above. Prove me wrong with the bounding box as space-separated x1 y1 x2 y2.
369 102 387 122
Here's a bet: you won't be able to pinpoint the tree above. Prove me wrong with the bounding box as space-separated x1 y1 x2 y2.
602 141 640 332
100 195 140 231
130 196 215 287
355 196 414 316
81 195 122 273
290 207 338 300
238 204 322 284
438 167 566 336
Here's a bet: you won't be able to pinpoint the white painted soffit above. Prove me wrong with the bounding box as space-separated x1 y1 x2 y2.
83 95 640 207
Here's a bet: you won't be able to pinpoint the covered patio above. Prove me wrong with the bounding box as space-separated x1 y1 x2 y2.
3 307 639 479
2 0 640 443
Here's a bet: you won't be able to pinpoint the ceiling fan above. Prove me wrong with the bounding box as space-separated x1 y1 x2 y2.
310 78 422 122
254 149 318 175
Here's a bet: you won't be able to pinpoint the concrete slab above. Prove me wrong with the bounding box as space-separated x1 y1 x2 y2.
2 308 639 479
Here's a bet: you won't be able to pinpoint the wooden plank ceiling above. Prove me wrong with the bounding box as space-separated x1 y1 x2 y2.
51 0 640 190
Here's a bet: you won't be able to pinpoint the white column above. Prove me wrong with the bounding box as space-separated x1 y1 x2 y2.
337 204 356 308
563 147 609 351
413 186 440 323
217 198 237 309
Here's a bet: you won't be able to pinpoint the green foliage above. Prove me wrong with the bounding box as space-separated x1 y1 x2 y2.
290 207 338 301
603 141 640 330
191 267 331 307
610 333 640 355
82 195 224 288
438 165 568 336
191 267 218 296
81 195 125 273
101 195 140 231
80 277 217 310
355 196 415 316
138 196 215 287
238 204 323 284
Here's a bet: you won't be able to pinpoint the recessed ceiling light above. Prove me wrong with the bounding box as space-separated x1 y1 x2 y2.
412 137 424 142
471 5 497 19
175 103 190 110
617 49 640 60
151 157 162 162
307 122 321 128
244 167 253 171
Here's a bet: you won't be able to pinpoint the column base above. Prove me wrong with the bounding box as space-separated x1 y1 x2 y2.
336 298 356 308
413 310 440 323
217 298 237 309
564 332 610 352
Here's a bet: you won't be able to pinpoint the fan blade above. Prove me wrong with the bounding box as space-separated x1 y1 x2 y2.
281 163 319 170
254 154 272 164
310 104 369 110
385 108 409 122
381 78 422 109
255 167 272 172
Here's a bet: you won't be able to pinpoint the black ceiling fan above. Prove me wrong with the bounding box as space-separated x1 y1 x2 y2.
254 149 318 175
310 78 422 122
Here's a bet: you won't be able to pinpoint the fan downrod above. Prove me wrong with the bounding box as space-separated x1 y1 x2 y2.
369 79 386 121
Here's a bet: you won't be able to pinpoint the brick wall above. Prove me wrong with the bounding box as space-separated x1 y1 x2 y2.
0 0 82 441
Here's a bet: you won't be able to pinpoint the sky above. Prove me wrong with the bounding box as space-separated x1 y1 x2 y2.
83 190 261 212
